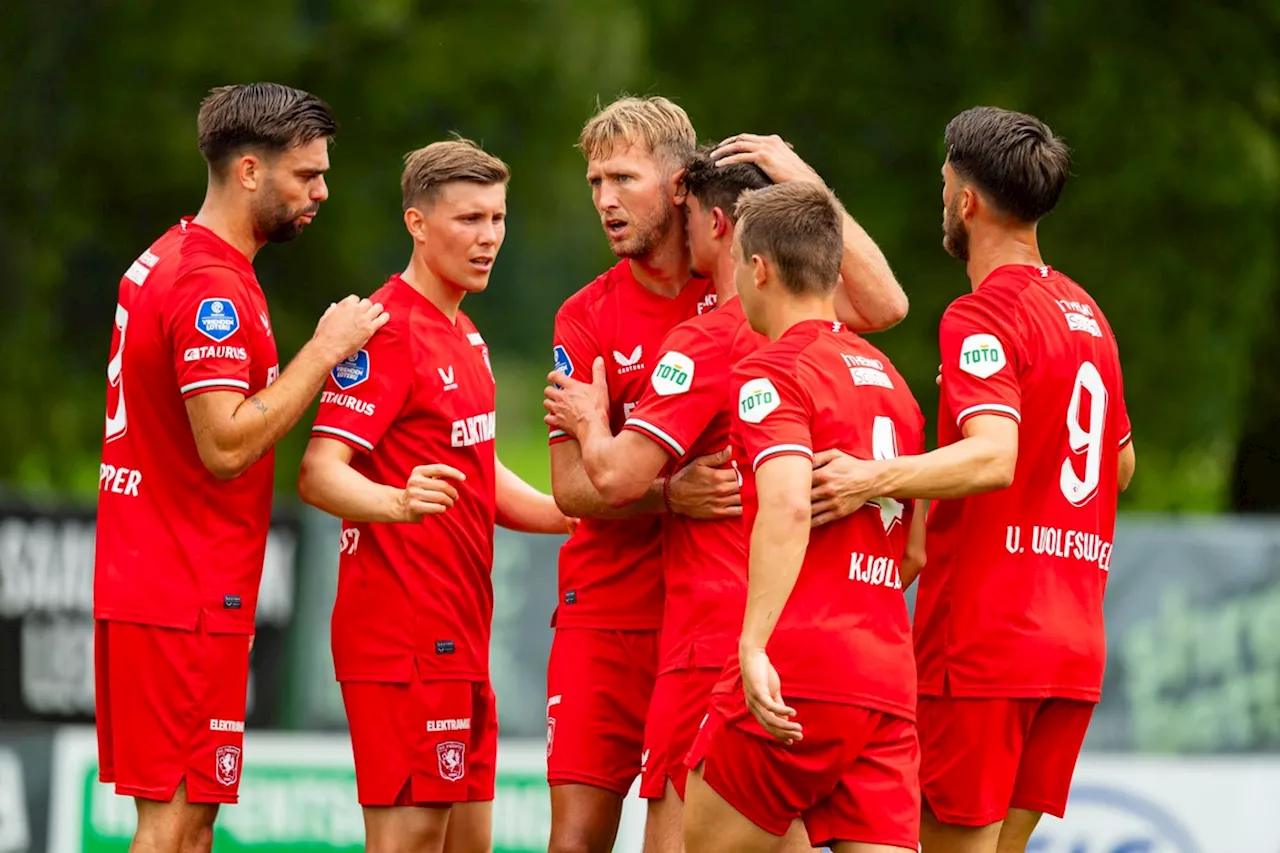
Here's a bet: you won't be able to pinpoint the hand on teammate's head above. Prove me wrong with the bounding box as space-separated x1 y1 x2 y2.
711 133 825 188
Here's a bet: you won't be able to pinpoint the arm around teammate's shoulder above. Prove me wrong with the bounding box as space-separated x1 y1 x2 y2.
186 294 388 480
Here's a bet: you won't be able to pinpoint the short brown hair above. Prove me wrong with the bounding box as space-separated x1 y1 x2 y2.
578 95 696 169
735 183 844 296
401 137 510 211
945 106 1071 223
683 146 773 223
197 83 336 177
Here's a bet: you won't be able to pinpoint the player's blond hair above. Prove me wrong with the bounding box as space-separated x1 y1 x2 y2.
401 136 510 211
735 183 844 296
577 95 696 169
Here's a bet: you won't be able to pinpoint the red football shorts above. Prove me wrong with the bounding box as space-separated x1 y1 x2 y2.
917 691 1096 826
640 667 719 800
341 678 497 806
546 627 659 794
687 698 920 849
95 619 251 804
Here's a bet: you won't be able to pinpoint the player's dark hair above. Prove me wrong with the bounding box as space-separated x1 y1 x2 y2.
401 136 510 211
683 146 773 223
197 83 337 178
944 106 1071 224
735 183 843 297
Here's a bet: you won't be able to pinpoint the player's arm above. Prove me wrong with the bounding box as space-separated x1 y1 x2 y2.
899 499 929 589
1118 441 1136 492
298 437 462 523
496 456 571 534
709 132 907 331
185 295 388 480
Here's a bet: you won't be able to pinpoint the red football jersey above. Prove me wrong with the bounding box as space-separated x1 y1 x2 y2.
95 218 280 634
916 264 1132 701
621 298 765 673
719 320 925 720
550 261 717 629
311 276 497 683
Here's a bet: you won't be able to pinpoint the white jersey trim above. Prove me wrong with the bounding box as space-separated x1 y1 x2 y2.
312 425 374 452
956 403 1021 425
549 429 568 441
1118 430 1132 448
623 418 685 457
753 444 813 471
180 377 250 395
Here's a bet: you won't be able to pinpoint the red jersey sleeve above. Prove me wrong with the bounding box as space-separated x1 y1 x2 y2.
550 303 600 445
622 324 726 459
733 359 814 472
311 323 412 453
164 266 256 399
939 297 1023 428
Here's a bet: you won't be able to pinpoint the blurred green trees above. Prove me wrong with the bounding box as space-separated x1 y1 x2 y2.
1 0 1276 510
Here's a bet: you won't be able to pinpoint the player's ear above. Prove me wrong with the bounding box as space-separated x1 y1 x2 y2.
711 207 730 239
961 185 978 221
404 207 427 244
751 253 769 291
236 155 262 192
669 167 688 204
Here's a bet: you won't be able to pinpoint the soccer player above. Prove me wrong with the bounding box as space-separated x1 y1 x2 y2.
94 83 387 853
543 149 772 853
808 107 1136 853
296 138 569 853
682 181 925 853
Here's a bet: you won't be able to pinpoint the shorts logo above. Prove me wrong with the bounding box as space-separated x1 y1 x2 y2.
546 717 556 758
331 349 370 390
437 741 466 782
958 333 1006 379
214 745 241 786
195 298 240 343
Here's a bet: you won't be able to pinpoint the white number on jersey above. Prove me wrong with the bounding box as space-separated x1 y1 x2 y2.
1060 361 1108 506
104 303 129 443
871 415 904 532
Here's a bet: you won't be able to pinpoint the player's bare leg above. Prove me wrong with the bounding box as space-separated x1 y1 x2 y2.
994 808 1042 853
642 781 684 853
830 842 916 853
363 804 450 853
131 782 217 853
919 802 1002 853
548 784 625 853
683 766 783 853
444 801 493 853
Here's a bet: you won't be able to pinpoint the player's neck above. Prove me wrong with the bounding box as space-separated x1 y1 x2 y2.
711 249 737 304
627 228 691 299
763 294 837 341
192 196 263 263
402 257 465 323
966 225 1043 292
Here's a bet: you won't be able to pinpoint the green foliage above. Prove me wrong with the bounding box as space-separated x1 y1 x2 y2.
1 0 1276 510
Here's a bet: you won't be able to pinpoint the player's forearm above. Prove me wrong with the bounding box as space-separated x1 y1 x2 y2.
298 448 404 523
878 436 1016 500
578 421 652 508
550 443 663 518
216 341 334 477
834 211 908 333
740 499 810 652
496 460 566 534
899 499 928 589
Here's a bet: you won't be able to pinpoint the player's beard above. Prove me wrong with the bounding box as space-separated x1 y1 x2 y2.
254 184 318 244
942 194 969 262
611 202 676 260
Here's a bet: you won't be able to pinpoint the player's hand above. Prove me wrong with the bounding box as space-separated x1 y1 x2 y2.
397 463 467 523
313 295 390 365
667 448 741 519
565 515 581 536
935 363 942 387
543 357 609 438
711 133 825 187
740 647 801 744
810 449 883 528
